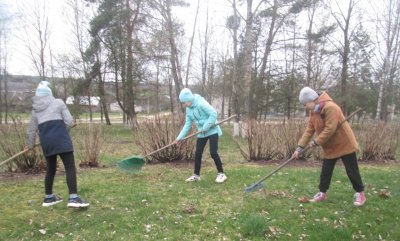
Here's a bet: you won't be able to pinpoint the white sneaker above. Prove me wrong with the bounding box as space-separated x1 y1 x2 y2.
185 175 201 182
215 173 227 183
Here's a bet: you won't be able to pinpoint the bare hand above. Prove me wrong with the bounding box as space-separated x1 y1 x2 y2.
292 150 302 160
309 140 318 148
173 140 181 146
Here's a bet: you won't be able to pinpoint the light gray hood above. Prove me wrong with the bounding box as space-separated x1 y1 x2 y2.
32 96 55 112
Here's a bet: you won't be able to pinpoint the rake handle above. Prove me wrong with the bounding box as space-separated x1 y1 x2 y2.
0 144 40 167
0 124 77 167
143 115 237 158
249 107 362 188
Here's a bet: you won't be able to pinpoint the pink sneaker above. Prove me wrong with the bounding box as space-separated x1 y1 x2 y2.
353 192 366 206
309 192 327 202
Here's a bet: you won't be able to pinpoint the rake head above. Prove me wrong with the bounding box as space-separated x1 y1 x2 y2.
244 182 265 193
116 156 146 173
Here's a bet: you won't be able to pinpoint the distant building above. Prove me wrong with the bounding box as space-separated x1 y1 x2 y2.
66 96 100 106
109 102 142 113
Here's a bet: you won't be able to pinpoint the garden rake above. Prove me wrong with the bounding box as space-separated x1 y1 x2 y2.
244 108 362 193
0 144 40 167
116 115 237 173
0 124 77 167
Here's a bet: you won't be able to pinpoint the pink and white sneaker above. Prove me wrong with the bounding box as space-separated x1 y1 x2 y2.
309 192 327 202
353 192 366 206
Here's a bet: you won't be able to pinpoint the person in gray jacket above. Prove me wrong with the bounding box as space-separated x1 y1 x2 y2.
27 81 89 208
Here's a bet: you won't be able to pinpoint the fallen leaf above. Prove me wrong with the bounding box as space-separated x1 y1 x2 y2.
378 191 391 199
183 204 195 214
298 196 309 203
145 224 152 232
268 226 281 234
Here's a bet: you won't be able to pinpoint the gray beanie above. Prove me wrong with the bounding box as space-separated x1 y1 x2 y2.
299 87 319 105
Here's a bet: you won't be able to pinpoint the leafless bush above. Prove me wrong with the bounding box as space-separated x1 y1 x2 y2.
357 122 400 161
0 117 45 173
243 120 281 161
239 119 328 162
274 120 318 159
135 116 195 163
75 123 104 167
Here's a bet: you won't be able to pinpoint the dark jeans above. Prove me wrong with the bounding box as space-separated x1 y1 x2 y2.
194 134 224 175
45 152 77 195
319 152 364 193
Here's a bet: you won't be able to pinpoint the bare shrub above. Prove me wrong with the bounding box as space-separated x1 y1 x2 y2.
274 120 317 159
75 123 104 167
243 120 281 161
358 122 400 161
246 121 274 160
238 119 322 162
135 116 195 163
0 117 45 173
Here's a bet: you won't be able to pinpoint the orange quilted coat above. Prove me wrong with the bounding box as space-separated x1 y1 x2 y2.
298 91 359 159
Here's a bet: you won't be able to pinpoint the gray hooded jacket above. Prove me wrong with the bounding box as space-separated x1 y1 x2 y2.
27 96 74 157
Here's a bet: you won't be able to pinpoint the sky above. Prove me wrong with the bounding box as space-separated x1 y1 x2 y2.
0 0 233 76
0 0 382 77
1 0 71 75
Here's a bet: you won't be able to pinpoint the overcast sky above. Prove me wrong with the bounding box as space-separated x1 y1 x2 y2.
1 0 382 77
0 0 233 76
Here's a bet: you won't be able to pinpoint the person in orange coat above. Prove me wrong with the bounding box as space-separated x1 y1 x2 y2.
292 87 366 206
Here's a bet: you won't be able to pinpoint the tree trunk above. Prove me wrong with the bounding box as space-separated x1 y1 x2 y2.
184 0 200 87
96 58 111 125
124 0 141 129
0 72 2 124
232 0 240 136
243 0 254 118
165 0 184 113
256 0 278 119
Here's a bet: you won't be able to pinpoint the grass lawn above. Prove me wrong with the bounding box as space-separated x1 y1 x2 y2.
0 124 399 240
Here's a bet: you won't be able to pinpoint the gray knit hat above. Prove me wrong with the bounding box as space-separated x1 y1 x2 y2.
299 87 318 105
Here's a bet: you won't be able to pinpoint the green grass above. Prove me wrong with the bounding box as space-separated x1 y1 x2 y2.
1 124 400 240
1 163 399 240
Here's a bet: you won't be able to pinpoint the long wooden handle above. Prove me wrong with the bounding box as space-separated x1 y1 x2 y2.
0 144 40 166
0 123 77 167
251 108 362 186
143 115 237 158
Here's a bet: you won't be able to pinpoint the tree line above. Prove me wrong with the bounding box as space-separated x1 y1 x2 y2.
0 0 400 128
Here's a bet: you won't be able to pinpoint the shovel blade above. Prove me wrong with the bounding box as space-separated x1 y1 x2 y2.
244 182 265 193
116 156 146 173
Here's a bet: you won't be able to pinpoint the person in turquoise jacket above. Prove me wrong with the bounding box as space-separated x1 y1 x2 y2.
174 88 227 183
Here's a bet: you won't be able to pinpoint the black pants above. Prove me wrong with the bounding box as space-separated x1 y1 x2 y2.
194 134 224 175
45 152 77 195
319 152 364 193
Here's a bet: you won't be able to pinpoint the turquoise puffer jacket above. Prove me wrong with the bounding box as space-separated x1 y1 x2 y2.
177 94 222 140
